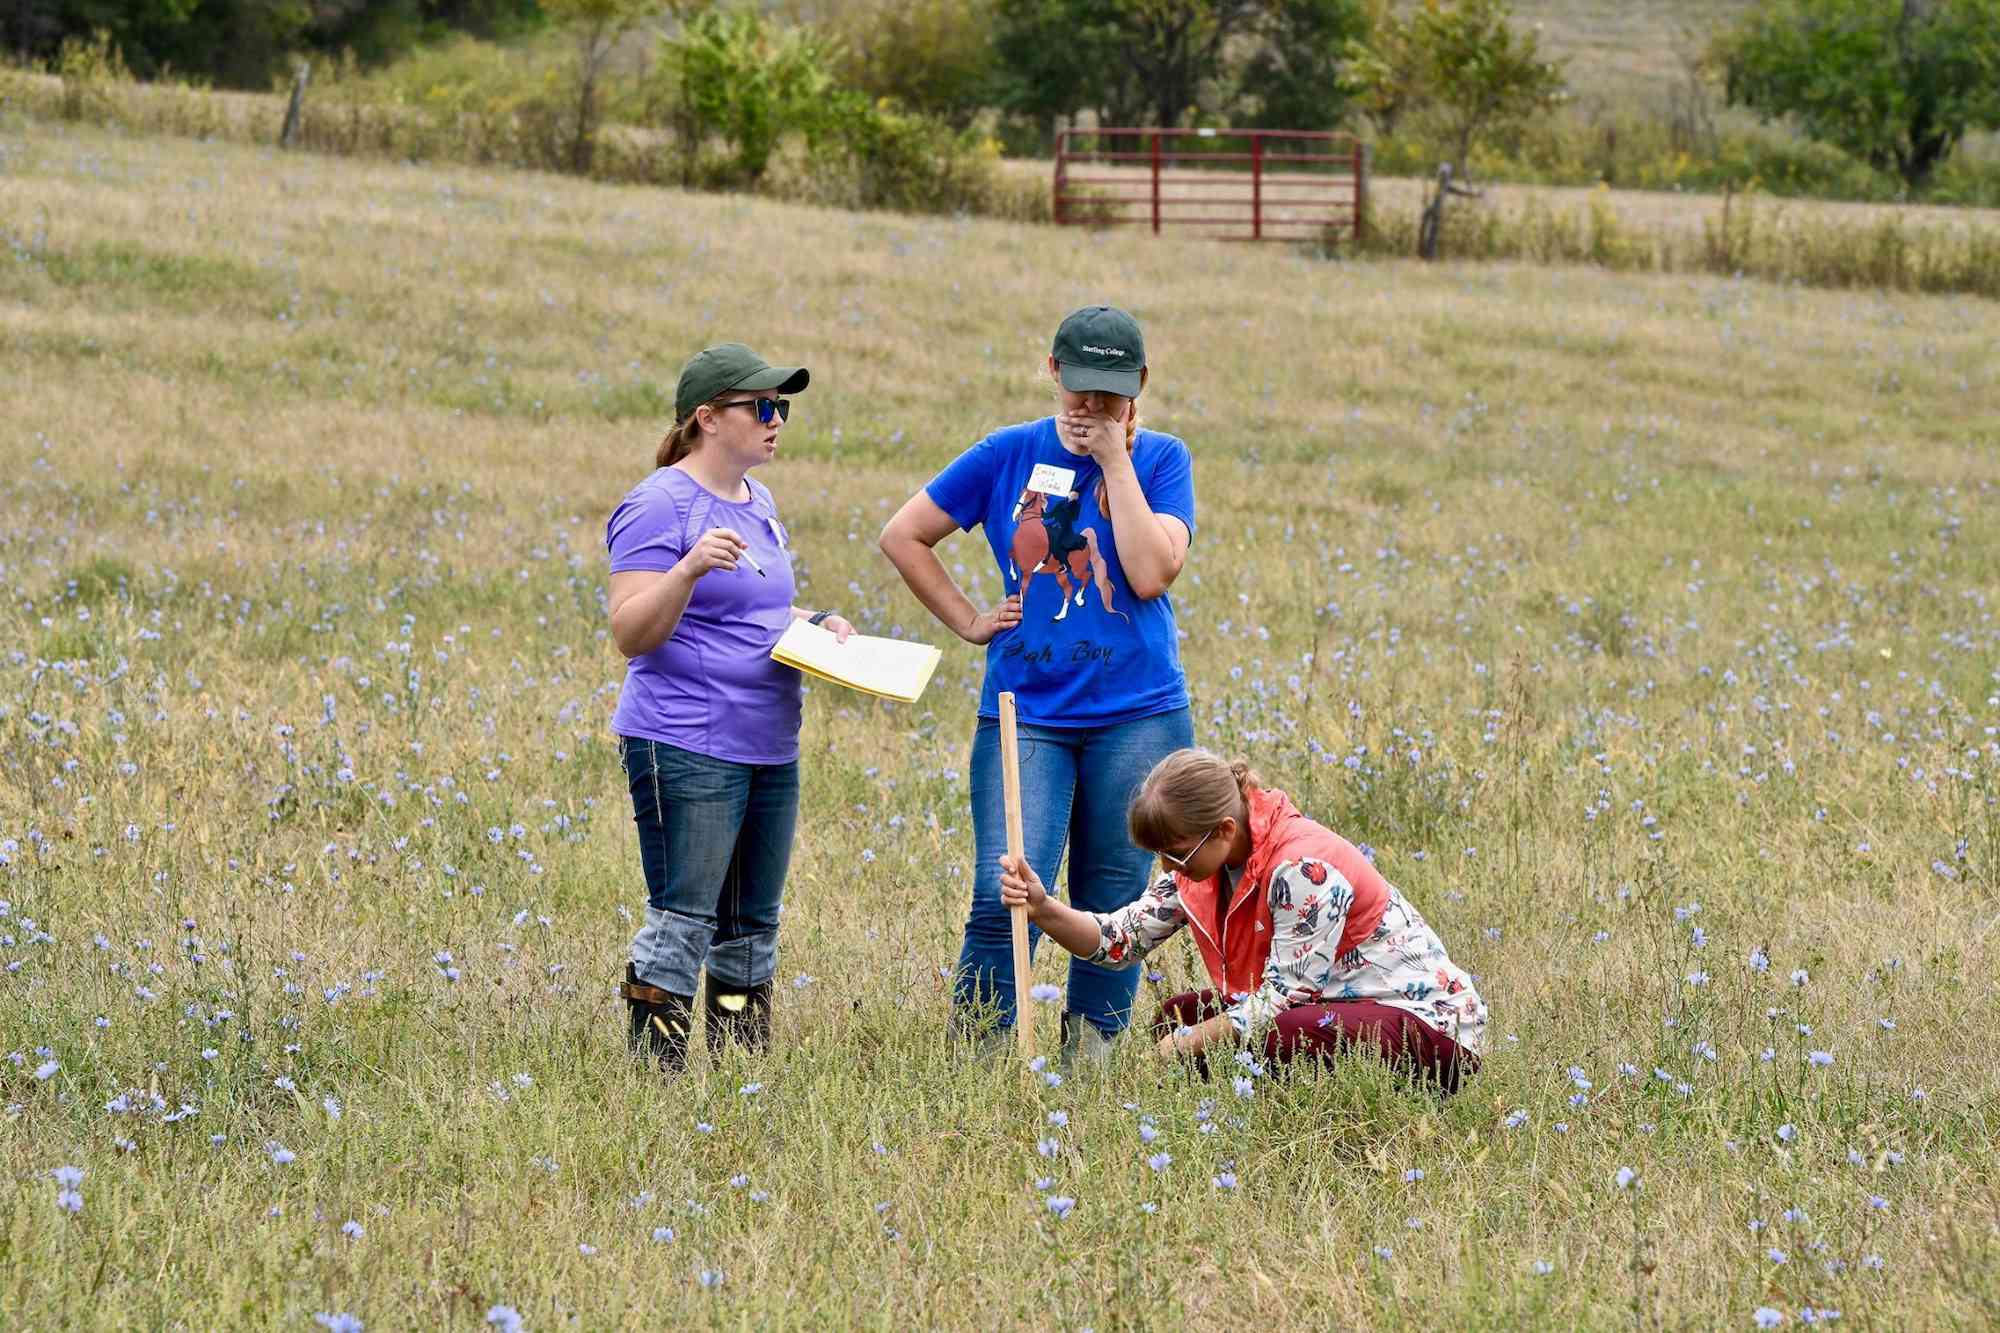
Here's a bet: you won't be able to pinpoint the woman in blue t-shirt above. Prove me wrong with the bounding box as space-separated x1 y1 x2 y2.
879 306 1196 1060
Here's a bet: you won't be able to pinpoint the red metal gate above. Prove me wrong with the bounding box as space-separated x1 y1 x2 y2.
1053 128 1367 241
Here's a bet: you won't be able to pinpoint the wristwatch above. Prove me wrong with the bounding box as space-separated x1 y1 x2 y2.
808 610 836 627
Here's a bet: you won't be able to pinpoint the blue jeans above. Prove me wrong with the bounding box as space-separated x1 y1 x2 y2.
621 737 799 996
956 707 1193 1038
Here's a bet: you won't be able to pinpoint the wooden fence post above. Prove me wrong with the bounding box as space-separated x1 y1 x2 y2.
1251 133 1263 241
1052 130 1067 226
1354 141 1370 243
279 62 310 149
1150 131 1161 236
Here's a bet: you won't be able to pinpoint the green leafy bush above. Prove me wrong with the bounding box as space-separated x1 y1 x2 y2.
53 28 130 122
654 6 839 186
1714 0 2000 192
813 0 997 130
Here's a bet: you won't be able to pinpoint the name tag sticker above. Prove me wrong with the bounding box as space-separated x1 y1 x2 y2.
1026 464 1077 497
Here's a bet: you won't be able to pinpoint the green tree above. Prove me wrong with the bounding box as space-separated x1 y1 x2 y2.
991 0 1268 137
1342 0 1421 137
305 1 545 68
544 0 660 174
1345 0 1564 178
1238 0 1369 130
46 0 311 86
657 5 840 183
1119 0 1266 129
5 0 546 87
990 0 1140 138
813 0 997 130
1715 0 2000 192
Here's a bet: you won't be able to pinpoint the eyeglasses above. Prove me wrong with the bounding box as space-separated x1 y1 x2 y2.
713 396 791 425
1159 824 1218 871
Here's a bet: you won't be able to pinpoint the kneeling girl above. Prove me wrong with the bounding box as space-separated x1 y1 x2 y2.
999 748 1486 1089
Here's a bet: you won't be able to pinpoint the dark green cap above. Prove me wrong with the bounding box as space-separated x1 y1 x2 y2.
1051 306 1145 397
674 342 809 422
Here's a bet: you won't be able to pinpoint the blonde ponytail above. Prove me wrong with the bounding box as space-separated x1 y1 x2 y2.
1227 757 1260 797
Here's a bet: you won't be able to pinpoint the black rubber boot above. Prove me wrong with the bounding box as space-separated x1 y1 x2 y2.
703 977 773 1057
1060 1010 1117 1071
622 964 693 1074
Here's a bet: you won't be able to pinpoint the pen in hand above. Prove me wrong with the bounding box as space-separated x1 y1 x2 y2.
709 526 766 577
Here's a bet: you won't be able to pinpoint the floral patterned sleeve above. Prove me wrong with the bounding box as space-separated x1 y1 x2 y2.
1224 858 1354 1038
1084 872 1187 969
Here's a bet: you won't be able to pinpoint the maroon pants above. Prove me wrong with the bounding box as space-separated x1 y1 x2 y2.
1152 990 1476 1095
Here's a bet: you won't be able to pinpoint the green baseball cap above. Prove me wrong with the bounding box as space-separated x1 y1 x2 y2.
674 342 810 422
1051 306 1145 398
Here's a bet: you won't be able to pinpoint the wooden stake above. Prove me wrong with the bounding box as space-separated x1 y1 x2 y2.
999 691 1034 1059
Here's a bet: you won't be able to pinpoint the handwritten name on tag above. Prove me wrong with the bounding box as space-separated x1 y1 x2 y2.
1026 463 1077 497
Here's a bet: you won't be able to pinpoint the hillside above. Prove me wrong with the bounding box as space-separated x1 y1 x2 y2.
1510 0 1752 100
2 119 1997 1328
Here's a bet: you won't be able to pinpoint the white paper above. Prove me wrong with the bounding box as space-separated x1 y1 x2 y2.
1026 463 1077 497
771 620 942 704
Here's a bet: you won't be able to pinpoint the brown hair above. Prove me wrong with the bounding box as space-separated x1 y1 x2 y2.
656 410 707 469
1127 747 1260 853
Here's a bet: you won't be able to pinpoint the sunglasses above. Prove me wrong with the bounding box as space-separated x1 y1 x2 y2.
713 396 791 425
1158 824 1218 871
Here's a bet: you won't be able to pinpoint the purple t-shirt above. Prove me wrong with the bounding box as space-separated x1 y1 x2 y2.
606 467 801 764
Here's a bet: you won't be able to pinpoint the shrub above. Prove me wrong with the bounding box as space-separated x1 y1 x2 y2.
814 0 997 131
53 28 130 123
652 7 839 187
803 98 1007 215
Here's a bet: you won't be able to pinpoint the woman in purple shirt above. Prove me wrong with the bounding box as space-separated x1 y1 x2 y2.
606 342 852 1074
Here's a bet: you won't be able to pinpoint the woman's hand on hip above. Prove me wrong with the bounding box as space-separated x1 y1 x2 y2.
961 594 1022 645
997 853 1047 920
678 527 747 579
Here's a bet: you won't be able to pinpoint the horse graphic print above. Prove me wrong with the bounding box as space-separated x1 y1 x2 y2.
1007 479 1129 625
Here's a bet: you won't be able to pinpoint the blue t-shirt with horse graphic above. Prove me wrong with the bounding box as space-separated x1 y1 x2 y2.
926 416 1195 728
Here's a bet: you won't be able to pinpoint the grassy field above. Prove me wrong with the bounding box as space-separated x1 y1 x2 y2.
3 116 1999 1329
1508 0 1747 100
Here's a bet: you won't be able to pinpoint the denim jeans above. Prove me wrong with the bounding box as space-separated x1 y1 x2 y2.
956 706 1193 1038
621 736 799 996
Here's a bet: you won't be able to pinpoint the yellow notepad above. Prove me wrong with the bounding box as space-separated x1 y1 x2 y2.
771 619 943 704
